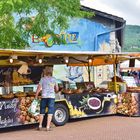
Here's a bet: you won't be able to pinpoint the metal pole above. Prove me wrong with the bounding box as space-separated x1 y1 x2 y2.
113 55 117 94
88 64 91 82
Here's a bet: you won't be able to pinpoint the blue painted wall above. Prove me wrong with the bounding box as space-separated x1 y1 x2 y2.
28 18 110 51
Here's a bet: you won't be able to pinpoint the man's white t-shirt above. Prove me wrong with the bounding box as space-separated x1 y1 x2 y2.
39 76 57 98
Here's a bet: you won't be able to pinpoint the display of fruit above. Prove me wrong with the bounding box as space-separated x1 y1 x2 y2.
18 96 40 124
26 91 35 96
91 87 111 93
14 92 27 97
127 87 140 92
62 89 74 94
73 88 84 94
61 87 112 95
117 92 138 116
2 93 14 99
12 69 33 86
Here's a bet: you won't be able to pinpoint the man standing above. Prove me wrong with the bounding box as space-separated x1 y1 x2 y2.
35 66 59 131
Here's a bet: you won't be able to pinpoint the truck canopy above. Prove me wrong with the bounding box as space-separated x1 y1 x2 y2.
0 49 139 66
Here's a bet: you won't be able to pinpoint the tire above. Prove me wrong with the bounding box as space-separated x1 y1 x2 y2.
52 103 69 126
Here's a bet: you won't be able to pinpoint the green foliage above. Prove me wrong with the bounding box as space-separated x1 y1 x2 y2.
0 0 93 49
123 25 140 52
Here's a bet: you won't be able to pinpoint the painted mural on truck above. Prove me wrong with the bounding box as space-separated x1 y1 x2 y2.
28 18 110 51
53 65 90 84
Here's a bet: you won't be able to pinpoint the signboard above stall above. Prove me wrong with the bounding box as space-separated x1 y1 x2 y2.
28 18 110 52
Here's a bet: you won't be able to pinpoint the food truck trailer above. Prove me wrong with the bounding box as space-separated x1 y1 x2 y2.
0 49 122 128
1 49 140 129
0 3 129 129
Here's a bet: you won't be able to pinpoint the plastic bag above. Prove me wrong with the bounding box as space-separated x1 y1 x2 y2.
28 99 40 116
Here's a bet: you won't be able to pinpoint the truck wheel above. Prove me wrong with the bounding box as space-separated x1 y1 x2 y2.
53 103 69 126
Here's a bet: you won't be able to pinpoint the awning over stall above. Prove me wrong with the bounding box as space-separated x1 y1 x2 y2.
120 59 140 71
0 49 139 66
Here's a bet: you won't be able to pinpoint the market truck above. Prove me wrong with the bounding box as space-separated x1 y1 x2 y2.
0 49 119 128
53 91 117 126
0 81 118 128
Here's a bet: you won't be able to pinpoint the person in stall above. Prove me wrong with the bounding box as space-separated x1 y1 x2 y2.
133 72 140 86
138 70 140 80
35 66 59 131
3 68 12 94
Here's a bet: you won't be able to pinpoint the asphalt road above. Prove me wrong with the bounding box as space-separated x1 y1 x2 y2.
0 115 140 140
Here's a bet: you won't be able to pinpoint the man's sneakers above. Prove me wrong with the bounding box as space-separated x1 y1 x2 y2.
36 127 53 131
46 127 53 131
36 126 43 131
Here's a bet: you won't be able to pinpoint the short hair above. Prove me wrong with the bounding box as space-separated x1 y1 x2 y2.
44 66 53 76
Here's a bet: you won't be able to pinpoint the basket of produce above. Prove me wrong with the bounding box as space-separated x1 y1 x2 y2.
62 89 74 94
26 91 36 97
127 87 140 92
99 88 112 93
14 92 27 97
117 93 138 116
2 93 14 99
73 88 84 94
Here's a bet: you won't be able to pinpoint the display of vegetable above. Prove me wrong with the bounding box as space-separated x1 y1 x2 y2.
18 96 40 124
117 93 138 116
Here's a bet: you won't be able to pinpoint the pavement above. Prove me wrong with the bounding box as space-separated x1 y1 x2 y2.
0 115 140 140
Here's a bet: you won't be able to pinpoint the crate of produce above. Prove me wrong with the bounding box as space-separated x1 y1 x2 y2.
108 82 127 93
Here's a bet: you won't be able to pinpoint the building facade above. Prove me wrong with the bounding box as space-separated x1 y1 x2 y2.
28 6 126 86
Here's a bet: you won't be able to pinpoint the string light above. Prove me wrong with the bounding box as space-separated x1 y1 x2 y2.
88 58 92 63
9 58 13 63
64 56 69 64
38 58 43 64
9 55 17 63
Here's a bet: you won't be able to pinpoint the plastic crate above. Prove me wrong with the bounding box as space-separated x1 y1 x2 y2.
108 82 127 93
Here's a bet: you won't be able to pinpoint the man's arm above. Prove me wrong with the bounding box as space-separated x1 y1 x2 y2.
35 84 42 99
54 83 59 93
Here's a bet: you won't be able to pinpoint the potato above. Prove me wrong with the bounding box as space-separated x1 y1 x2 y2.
19 115 26 123
26 97 30 100
26 99 31 104
23 111 27 116
26 115 30 121
30 97 35 101
20 98 26 105
20 105 26 111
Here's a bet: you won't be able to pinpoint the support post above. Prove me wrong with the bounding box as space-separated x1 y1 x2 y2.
113 55 117 94
88 64 91 82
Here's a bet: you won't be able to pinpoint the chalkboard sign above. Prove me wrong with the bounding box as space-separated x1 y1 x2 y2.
0 98 21 128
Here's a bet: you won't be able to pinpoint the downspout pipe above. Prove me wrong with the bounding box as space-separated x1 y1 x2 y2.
94 21 126 51
93 21 125 87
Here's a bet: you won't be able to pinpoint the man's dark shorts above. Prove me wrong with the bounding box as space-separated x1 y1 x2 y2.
40 98 55 115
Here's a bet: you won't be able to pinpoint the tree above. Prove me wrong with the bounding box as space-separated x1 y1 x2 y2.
0 0 92 49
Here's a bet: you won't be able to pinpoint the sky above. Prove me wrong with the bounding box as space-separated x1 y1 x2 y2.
80 0 140 25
